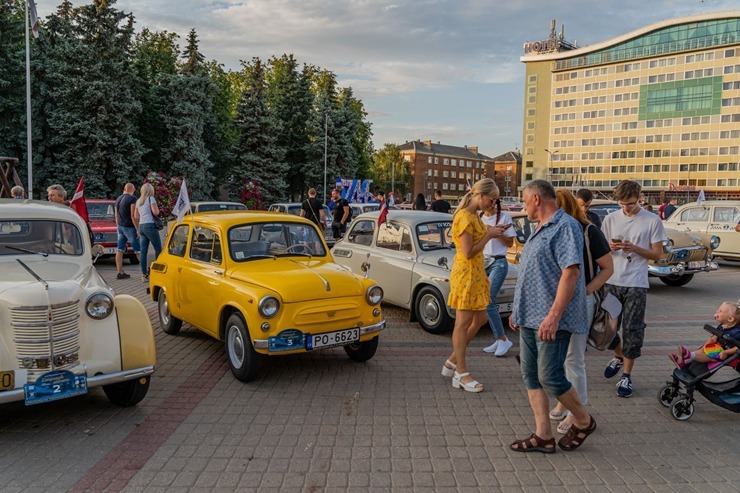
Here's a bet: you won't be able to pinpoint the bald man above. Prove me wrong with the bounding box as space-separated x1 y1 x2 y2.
114 183 140 279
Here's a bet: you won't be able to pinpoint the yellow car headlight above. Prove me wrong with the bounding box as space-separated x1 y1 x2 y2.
258 296 280 318
366 285 383 305
86 292 114 320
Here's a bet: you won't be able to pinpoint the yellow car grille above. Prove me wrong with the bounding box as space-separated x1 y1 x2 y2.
294 301 361 327
10 300 81 371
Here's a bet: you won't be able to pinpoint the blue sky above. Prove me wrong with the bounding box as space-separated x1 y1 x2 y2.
33 0 739 158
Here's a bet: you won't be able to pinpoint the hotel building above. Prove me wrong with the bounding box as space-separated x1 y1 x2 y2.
520 12 740 201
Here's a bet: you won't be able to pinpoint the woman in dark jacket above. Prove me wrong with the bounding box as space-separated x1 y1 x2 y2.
414 193 427 211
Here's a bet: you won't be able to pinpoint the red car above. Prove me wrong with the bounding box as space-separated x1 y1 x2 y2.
87 199 139 264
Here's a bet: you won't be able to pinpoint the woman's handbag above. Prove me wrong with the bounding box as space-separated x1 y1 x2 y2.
150 200 164 231
584 224 620 351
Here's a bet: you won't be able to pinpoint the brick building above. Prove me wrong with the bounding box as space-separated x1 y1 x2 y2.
491 150 522 199
398 140 495 204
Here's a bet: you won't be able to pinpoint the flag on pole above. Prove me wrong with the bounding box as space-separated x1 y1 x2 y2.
27 0 39 39
377 199 388 227
697 189 705 205
387 192 395 207
171 179 191 224
69 176 89 223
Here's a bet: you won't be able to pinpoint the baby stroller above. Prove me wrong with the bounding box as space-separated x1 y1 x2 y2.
657 324 740 420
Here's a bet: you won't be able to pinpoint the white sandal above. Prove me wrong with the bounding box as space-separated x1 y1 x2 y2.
441 359 457 377
452 371 483 393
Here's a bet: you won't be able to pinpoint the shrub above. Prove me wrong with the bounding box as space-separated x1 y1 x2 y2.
144 171 184 220
238 179 266 210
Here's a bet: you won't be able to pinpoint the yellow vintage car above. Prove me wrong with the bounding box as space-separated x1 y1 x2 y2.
0 200 155 408
148 212 385 382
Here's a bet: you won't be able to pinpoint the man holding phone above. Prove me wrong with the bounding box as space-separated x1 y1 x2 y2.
600 180 666 398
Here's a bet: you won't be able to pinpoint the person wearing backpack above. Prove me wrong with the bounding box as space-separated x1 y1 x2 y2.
300 188 327 230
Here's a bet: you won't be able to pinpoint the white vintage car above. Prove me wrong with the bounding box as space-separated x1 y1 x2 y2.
0 200 155 407
332 210 518 334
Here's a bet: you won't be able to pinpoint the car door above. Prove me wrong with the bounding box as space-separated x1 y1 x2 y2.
178 225 223 336
370 221 414 306
672 205 710 232
709 204 740 257
163 224 189 317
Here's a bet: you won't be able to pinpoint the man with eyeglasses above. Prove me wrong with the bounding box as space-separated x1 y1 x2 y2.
600 180 666 398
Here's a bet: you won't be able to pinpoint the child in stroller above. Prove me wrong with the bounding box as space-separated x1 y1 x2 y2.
668 301 740 369
658 300 740 421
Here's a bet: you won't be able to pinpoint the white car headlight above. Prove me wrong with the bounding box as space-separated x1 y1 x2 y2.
258 296 280 318
662 239 673 253
366 285 383 305
86 292 114 320
710 235 720 249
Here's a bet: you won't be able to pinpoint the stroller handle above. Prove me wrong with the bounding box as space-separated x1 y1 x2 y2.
703 324 740 348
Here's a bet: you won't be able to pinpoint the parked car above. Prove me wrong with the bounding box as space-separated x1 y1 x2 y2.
351 203 380 217
0 200 155 407
148 211 385 382
268 202 334 245
331 210 519 334
507 201 720 286
190 201 247 213
87 199 138 264
662 200 740 262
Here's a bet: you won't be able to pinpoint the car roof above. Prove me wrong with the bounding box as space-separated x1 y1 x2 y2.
0 199 89 225
355 210 453 224
178 211 315 228
673 200 740 207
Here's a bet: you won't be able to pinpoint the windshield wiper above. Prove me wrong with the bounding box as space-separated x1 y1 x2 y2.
3 244 49 257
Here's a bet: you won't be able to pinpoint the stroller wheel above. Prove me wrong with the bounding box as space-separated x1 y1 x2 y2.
670 398 695 421
657 385 676 408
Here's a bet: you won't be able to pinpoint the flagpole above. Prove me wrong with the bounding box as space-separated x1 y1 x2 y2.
25 0 34 199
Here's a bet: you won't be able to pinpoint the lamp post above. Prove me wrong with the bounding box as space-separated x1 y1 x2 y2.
544 148 559 183
323 110 328 203
391 160 395 198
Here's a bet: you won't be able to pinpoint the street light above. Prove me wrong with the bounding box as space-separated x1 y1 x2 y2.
544 148 559 183
323 110 328 203
391 160 395 198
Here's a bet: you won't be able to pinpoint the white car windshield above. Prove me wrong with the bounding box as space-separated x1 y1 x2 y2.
229 222 327 260
0 220 85 256
415 221 454 251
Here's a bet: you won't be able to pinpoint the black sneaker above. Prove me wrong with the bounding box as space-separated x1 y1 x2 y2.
116 272 131 280
604 357 623 378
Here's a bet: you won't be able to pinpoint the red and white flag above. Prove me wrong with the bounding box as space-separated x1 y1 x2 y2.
377 199 388 227
27 0 39 39
69 176 89 223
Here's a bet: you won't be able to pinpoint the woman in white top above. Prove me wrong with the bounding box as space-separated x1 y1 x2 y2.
133 183 163 282
481 199 517 356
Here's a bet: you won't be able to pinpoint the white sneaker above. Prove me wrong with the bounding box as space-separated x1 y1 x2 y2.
483 341 499 353
494 339 513 357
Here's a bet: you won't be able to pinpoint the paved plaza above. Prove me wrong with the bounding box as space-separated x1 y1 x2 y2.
0 255 739 492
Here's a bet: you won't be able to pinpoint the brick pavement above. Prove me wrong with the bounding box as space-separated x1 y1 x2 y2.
0 254 738 492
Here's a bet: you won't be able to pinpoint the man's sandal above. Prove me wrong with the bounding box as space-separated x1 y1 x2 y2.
441 359 457 377
509 433 556 454
558 416 597 451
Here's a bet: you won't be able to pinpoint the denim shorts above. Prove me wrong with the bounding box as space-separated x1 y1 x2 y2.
519 327 573 397
117 225 140 252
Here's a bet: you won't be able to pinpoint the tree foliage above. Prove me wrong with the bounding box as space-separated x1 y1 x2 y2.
0 0 375 204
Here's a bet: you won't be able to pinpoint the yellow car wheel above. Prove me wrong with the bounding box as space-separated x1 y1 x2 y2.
225 313 262 382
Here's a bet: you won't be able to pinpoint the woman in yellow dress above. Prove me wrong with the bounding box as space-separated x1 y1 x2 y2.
442 178 509 392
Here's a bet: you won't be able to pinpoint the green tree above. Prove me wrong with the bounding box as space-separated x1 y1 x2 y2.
203 60 239 197
230 57 288 204
303 69 337 198
181 28 205 76
371 143 411 199
0 1 27 166
34 0 145 197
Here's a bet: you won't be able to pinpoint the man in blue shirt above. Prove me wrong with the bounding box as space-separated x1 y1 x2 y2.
509 180 596 454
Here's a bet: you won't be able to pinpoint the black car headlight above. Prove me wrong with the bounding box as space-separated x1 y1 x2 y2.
710 235 720 249
258 296 280 318
86 292 114 320
366 285 383 305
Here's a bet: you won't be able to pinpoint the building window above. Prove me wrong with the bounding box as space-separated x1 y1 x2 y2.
528 75 537 83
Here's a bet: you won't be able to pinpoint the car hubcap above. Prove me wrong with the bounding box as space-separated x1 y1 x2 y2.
228 326 245 369
421 294 440 325
160 296 170 325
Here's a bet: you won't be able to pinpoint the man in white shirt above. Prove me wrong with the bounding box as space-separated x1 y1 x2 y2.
600 180 666 398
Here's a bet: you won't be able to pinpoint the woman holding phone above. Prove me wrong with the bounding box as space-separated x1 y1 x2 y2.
481 197 517 356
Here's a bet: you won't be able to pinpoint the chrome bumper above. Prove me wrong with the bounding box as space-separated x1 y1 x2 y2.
253 319 386 349
0 366 155 405
649 260 719 277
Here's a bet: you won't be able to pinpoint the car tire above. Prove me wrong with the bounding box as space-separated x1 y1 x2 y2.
659 274 694 287
344 336 379 362
102 376 150 407
225 313 262 382
414 286 454 334
158 289 183 335
127 254 140 265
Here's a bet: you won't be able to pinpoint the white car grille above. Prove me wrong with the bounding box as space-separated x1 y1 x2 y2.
10 300 81 373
